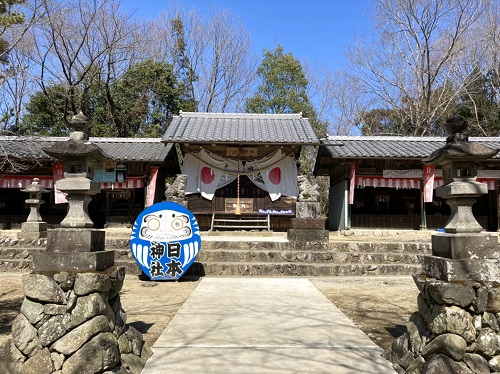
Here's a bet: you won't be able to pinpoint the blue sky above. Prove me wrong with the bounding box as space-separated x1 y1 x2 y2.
121 0 374 71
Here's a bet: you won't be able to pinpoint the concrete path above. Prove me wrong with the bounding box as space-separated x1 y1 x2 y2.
142 278 396 374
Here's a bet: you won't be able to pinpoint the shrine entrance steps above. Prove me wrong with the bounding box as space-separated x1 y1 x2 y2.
111 231 432 277
0 230 432 276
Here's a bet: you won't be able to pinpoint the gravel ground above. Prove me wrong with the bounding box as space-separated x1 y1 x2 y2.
0 273 419 353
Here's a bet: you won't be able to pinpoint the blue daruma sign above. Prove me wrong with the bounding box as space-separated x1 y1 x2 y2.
130 202 201 280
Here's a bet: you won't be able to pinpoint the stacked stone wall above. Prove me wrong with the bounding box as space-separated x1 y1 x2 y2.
391 273 500 373
1 266 152 374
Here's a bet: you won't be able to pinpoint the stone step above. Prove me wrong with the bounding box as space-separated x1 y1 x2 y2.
330 241 431 253
196 250 423 265
186 262 422 277
115 257 423 277
0 259 32 272
199 240 430 253
111 247 426 264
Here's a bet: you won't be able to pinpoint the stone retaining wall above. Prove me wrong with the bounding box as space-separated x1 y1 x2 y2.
390 273 500 373
0 237 432 276
1 267 152 373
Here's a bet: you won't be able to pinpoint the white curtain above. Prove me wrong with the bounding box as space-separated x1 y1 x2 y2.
182 149 298 201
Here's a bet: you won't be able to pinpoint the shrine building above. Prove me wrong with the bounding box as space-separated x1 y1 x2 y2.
314 136 500 232
0 136 179 228
162 111 319 231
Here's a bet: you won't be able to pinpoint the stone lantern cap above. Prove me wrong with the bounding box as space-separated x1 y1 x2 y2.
42 138 109 162
21 178 50 194
422 115 498 167
422 141 498 166
42 112 109 162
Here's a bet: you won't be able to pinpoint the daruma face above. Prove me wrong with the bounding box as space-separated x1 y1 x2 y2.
139 210 192 241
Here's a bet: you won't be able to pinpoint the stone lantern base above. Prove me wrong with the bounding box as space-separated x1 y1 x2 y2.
1 267 152 374
18 222 48 239
389 273 500 373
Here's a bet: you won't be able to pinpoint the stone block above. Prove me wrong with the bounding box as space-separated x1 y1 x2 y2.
287 229 329 242
32 251 114 273
437 180 488 197
18 222 48 240
47 229 105 252
421 255 500 282
431 233 499 260
295 201 322 218
55 175 100 194
425 278 475 307
290 218 325 230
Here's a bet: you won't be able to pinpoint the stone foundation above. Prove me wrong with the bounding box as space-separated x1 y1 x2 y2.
0 267 152 374
390 273 500 373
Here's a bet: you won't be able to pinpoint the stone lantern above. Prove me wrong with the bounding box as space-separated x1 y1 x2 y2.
421 115 499 281
424 115 497 234
43 112 108 228
388 116 500 373
2 112 152 373
19 178 50 239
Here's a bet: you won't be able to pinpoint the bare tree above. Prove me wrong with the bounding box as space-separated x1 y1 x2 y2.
347 0 490 136
0 0 44 129
0 42 38 130
151 7 258 112
0 0 43 70
305 63 373 136
29 0 142 123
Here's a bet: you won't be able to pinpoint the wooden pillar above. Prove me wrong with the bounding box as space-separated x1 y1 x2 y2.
420 184 426 230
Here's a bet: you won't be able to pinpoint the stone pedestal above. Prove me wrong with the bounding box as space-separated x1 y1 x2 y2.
47 229 105 252
287 228 329 250
18 222 48 239
420 233 500 282
296 201 322 218
390 274 500 373
288 200 327 249
290 217 325 230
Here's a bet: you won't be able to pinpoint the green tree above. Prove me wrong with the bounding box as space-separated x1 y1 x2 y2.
246 45 327 172
20 60 184 138
19 85 69 136
359 108 401 136
110 59 182 137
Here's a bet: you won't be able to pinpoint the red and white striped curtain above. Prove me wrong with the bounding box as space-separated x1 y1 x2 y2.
0 176 144 190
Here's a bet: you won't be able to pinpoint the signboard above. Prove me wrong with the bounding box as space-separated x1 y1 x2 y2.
130 202 201 280
225 198 253 213
226 147 258 158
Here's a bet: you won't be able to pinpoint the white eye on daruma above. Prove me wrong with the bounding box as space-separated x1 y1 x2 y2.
171 217 184 230
147 217 161 231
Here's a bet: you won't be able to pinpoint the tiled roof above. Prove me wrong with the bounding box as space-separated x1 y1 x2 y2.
0 136 173 162
162 112 320 145
322 136 500 159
